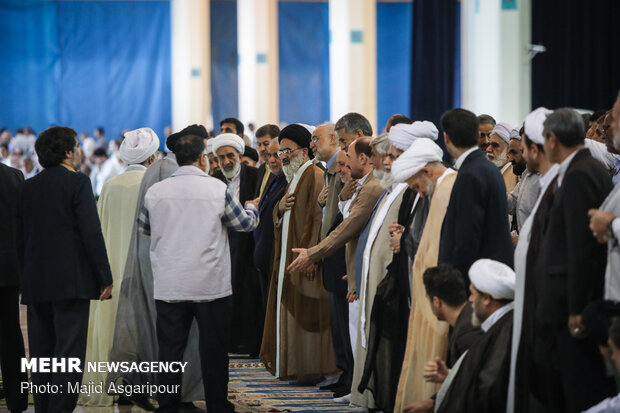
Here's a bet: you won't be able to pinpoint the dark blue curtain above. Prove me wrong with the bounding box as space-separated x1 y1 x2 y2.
0 0 171 146
210 0 239 128
278 1 330 125
377 1 413 132
532 0 620 110
409 0 460 156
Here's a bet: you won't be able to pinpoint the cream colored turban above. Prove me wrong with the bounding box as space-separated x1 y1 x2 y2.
119 128 160 165
491 122 513 145
469 258 516 300
211 133 245 155
391 138 444 182
524 107 552 145
510 126 521 141
388 121 438 151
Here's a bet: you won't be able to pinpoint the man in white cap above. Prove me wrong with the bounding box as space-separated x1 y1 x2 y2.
108 124 208 410
485 121 517 192
435 259 516 413
80 128 159 406
211 132 261 356
390 138 458 411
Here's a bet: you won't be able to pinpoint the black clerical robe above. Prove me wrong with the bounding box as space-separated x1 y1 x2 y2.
436 309 513 413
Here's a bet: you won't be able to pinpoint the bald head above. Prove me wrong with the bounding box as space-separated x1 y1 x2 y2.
311 122 339 161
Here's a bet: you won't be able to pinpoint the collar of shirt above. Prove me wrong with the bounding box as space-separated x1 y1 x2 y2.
356 170 371 190
125 164 147 173
437 168 457 188
172 165 209 177
557 148 581 187
538 163 560 193
325 151 338 171
481 302 514 332
454 146 478 170
501 162 512 174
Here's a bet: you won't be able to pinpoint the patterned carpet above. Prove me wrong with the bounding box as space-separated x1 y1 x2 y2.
228 360 352 412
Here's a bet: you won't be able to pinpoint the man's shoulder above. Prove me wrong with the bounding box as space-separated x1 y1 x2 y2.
0 162 24 182
242 164 259 180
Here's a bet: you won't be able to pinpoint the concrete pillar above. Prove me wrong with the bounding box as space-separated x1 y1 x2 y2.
170 0 211 131
329 0 378 132
460 0 531 125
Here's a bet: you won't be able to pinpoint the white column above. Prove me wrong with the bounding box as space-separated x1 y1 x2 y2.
329 0 378 132
461 0 531 125
170 0 211 131
237 0 279 128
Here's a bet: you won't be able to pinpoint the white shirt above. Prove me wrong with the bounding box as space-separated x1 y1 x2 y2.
453 146 478 170
481 302 514 332
226 168 241 200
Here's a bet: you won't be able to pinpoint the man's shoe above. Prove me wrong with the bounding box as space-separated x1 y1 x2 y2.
316 373 340 388
319 381 343 391
333 392 351 403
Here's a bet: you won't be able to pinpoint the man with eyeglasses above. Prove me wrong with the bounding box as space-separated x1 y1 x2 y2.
477 114 496 150
261 124 337 382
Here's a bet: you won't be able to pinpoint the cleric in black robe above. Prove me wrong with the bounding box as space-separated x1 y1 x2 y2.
435 259 516 413
358 188 429 413
211 133 260 355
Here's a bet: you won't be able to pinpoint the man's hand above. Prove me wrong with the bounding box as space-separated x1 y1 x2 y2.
389 220 404 253
340 179 358 201
245 197 259 209
423 357 449 383
588 209 615 244
318 186 329 207
278 193 295 215
404 399 434 413
100 284 113 301
568 314 587 339
342 275 358 302
304 264 318 281
288 248 314 273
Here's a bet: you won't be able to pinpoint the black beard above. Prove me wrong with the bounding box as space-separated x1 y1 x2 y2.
512 161 526 176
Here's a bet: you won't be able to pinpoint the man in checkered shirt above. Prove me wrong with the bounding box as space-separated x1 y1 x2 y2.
138 134 258 413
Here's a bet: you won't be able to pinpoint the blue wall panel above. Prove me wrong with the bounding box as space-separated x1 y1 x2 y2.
377 1 413 132
278 1 330 126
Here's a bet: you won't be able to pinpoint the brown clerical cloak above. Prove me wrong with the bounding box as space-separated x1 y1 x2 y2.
260 160 337 381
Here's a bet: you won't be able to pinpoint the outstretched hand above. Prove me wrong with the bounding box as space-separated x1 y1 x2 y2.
287 248 314 273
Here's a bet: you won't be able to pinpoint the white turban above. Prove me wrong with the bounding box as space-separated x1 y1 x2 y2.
524 107 552 145
206 138 214 155
392 138 444 182
119 128 160 165
469 259 516 300
491 122 513 144
388 121 438 151
297 123 316 135
510 126 521 141
211 133 244 155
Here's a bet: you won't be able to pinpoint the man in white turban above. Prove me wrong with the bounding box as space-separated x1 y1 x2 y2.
434 259 516 413
80 128 160 406
391 138 460 411
485 121 517 192
211 132 262 355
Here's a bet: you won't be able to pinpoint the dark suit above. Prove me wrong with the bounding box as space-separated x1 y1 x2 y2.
255 162 276 199
16 165 112 413
438 149 514 283
0 163 28 412
214 164 261 354
446 303 482 367
533 149 615 413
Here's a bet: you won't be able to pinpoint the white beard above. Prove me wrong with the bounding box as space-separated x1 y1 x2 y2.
488 149 508 168
282 152 304 182
373 168 385 180
471 311 482 327
380 171 395 189
222 160 240 180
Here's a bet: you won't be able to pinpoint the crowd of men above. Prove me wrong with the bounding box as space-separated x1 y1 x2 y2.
1 93 620 413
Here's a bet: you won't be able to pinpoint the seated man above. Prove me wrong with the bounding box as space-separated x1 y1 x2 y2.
434 259 515 413
404 264 483 413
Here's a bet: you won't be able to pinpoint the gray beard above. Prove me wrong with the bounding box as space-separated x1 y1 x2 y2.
282 152 304 182
471 311 482 327
380 172 395 189
488 149 508 168
222 161 240 180
373 168 385 179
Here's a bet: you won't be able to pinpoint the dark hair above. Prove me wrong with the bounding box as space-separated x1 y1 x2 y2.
543 108 585 148
335 112 373 137
93 148 108 158
219 117 244 135
96 126 105 135
590 110 607 123
256 124 280 139
519 125 525 136
352 137 373 157
175 135 205 166
422 264 468 307
610 318 620 348
477 114 496 126
523 134 544 152
581 113 591 130
441 108 479 148
388 114 412 128
35 126 77 168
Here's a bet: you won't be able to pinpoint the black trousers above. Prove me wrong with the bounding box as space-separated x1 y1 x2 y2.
27 299 90 413
328 291 353 390
156 297 235 413
0 285 28 412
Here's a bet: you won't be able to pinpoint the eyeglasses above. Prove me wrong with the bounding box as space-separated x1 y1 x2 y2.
277 147 300 157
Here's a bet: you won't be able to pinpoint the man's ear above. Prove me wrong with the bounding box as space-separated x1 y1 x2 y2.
443 131 451 147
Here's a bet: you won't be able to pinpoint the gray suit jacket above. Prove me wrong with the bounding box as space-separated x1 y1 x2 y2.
319 157 344 241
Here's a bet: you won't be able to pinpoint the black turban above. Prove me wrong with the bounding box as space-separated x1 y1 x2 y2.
166 124 208 152
243 146 259 162
278 124 314 159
